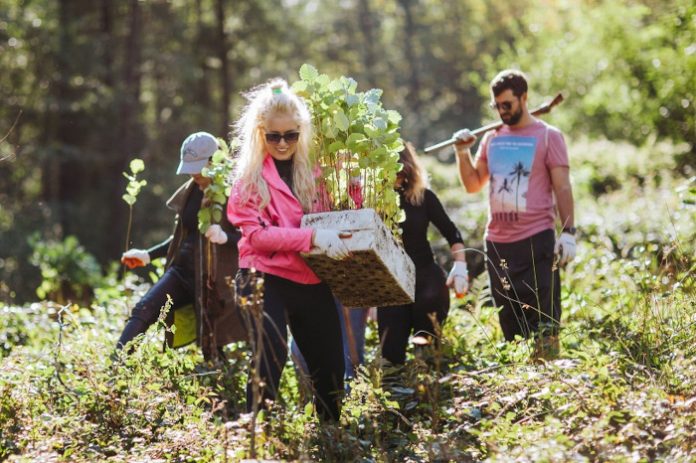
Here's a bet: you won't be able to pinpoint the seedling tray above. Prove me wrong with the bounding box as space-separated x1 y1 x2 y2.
301 209 415 308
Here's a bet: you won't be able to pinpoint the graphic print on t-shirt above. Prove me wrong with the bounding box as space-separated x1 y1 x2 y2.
488 136 536 222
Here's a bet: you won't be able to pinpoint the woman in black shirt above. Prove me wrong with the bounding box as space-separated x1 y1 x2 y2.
116 132 245 360
378 143 469 365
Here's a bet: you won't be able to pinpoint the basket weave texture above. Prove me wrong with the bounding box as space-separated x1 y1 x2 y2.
301 209 415 308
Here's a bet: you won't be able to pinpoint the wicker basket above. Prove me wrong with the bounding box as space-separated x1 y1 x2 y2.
301 209 415 308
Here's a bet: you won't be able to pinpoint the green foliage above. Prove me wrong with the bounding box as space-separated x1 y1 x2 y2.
28 234 102 304
292 63 405 237
3 0 693 303
485 0 696 157
121 159 147 207
198 138 236 233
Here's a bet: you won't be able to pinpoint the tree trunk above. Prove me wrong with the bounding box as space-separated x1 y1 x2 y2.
215 0 230 138
397 0 424 145
195 0 212 121
100 0 114 87
356 0 378 88
44 0 75 238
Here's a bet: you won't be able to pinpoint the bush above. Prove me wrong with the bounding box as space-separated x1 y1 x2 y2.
28 234 103 304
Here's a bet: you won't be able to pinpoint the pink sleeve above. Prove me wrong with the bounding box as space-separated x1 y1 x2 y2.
545 128 569 168
476 131 494 165
227 185 313 253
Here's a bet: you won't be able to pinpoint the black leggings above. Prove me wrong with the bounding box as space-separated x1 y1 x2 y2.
116 267 194 349
486 228 561 341
237 270 344 421
377 261 449 365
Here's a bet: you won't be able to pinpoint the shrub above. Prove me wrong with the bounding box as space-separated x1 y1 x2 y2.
28 234 102 304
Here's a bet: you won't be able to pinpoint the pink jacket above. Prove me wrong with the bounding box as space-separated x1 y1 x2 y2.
227 154 364 284
226 155 318 284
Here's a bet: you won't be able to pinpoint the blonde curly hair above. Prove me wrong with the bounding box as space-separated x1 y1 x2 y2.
232 78 316 212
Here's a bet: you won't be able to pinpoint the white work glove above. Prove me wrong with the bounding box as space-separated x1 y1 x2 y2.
121 249 150 269
312 229 352 260
446 261 469 297
452 128 476 150
554 232 577 266
205 224 228 244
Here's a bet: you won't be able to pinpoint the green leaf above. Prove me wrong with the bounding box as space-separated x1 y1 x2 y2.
328 79 342 93
387 110 402 124
299 63 318 81
129 159 145 174
212 151 226 163
365 88 382 104
304 401 314 419
364 125 380 138
346 133 367 151
346 94 360 107
370 146 388 161
291 80 308 94
122 194 135 205
322 119 338 138
334 110 350 132
328 141 345 154
317 74 330 87
198 208 211 225
214 192 226 204
373 117 387 130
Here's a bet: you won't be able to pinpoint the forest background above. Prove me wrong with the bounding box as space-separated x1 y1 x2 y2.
0 0 693 303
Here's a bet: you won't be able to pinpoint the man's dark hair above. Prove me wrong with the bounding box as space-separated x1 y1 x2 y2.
490 70 528 97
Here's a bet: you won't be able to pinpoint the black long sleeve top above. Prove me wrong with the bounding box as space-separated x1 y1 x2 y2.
399 188 464 269
147 186 204 268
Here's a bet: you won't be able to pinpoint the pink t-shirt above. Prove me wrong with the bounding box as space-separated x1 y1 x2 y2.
478 119 568 243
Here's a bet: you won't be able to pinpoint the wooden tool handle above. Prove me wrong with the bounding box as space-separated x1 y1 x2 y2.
424 93 564 154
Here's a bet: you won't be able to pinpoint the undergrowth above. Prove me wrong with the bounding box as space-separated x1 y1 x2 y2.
1 139 694 462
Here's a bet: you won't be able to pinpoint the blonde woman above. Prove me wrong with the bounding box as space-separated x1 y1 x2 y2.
377 143 469 366
227 78 350 421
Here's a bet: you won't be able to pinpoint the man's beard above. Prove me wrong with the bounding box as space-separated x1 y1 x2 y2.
501 107 523 126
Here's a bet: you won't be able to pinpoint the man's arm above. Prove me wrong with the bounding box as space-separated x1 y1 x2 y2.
453 132 489 193
550 166 574 229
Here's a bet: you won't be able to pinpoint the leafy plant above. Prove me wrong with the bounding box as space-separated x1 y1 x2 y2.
121 158 147 252
28 234 102 304
197 138 236 233
292 63 405 238
4 137 696 462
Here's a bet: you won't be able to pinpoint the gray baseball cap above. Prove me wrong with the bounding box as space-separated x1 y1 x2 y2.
177 132 218 175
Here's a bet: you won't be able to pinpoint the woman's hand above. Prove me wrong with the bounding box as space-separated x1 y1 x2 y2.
121 249 150 269
312 229 352 260
446 261 469 297
205 224 228 244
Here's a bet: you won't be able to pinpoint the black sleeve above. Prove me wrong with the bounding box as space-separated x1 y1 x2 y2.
425 189 464 246
147 236 173 260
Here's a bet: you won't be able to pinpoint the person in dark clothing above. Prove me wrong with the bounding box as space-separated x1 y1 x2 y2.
117 132 246 360
377 142 469 366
